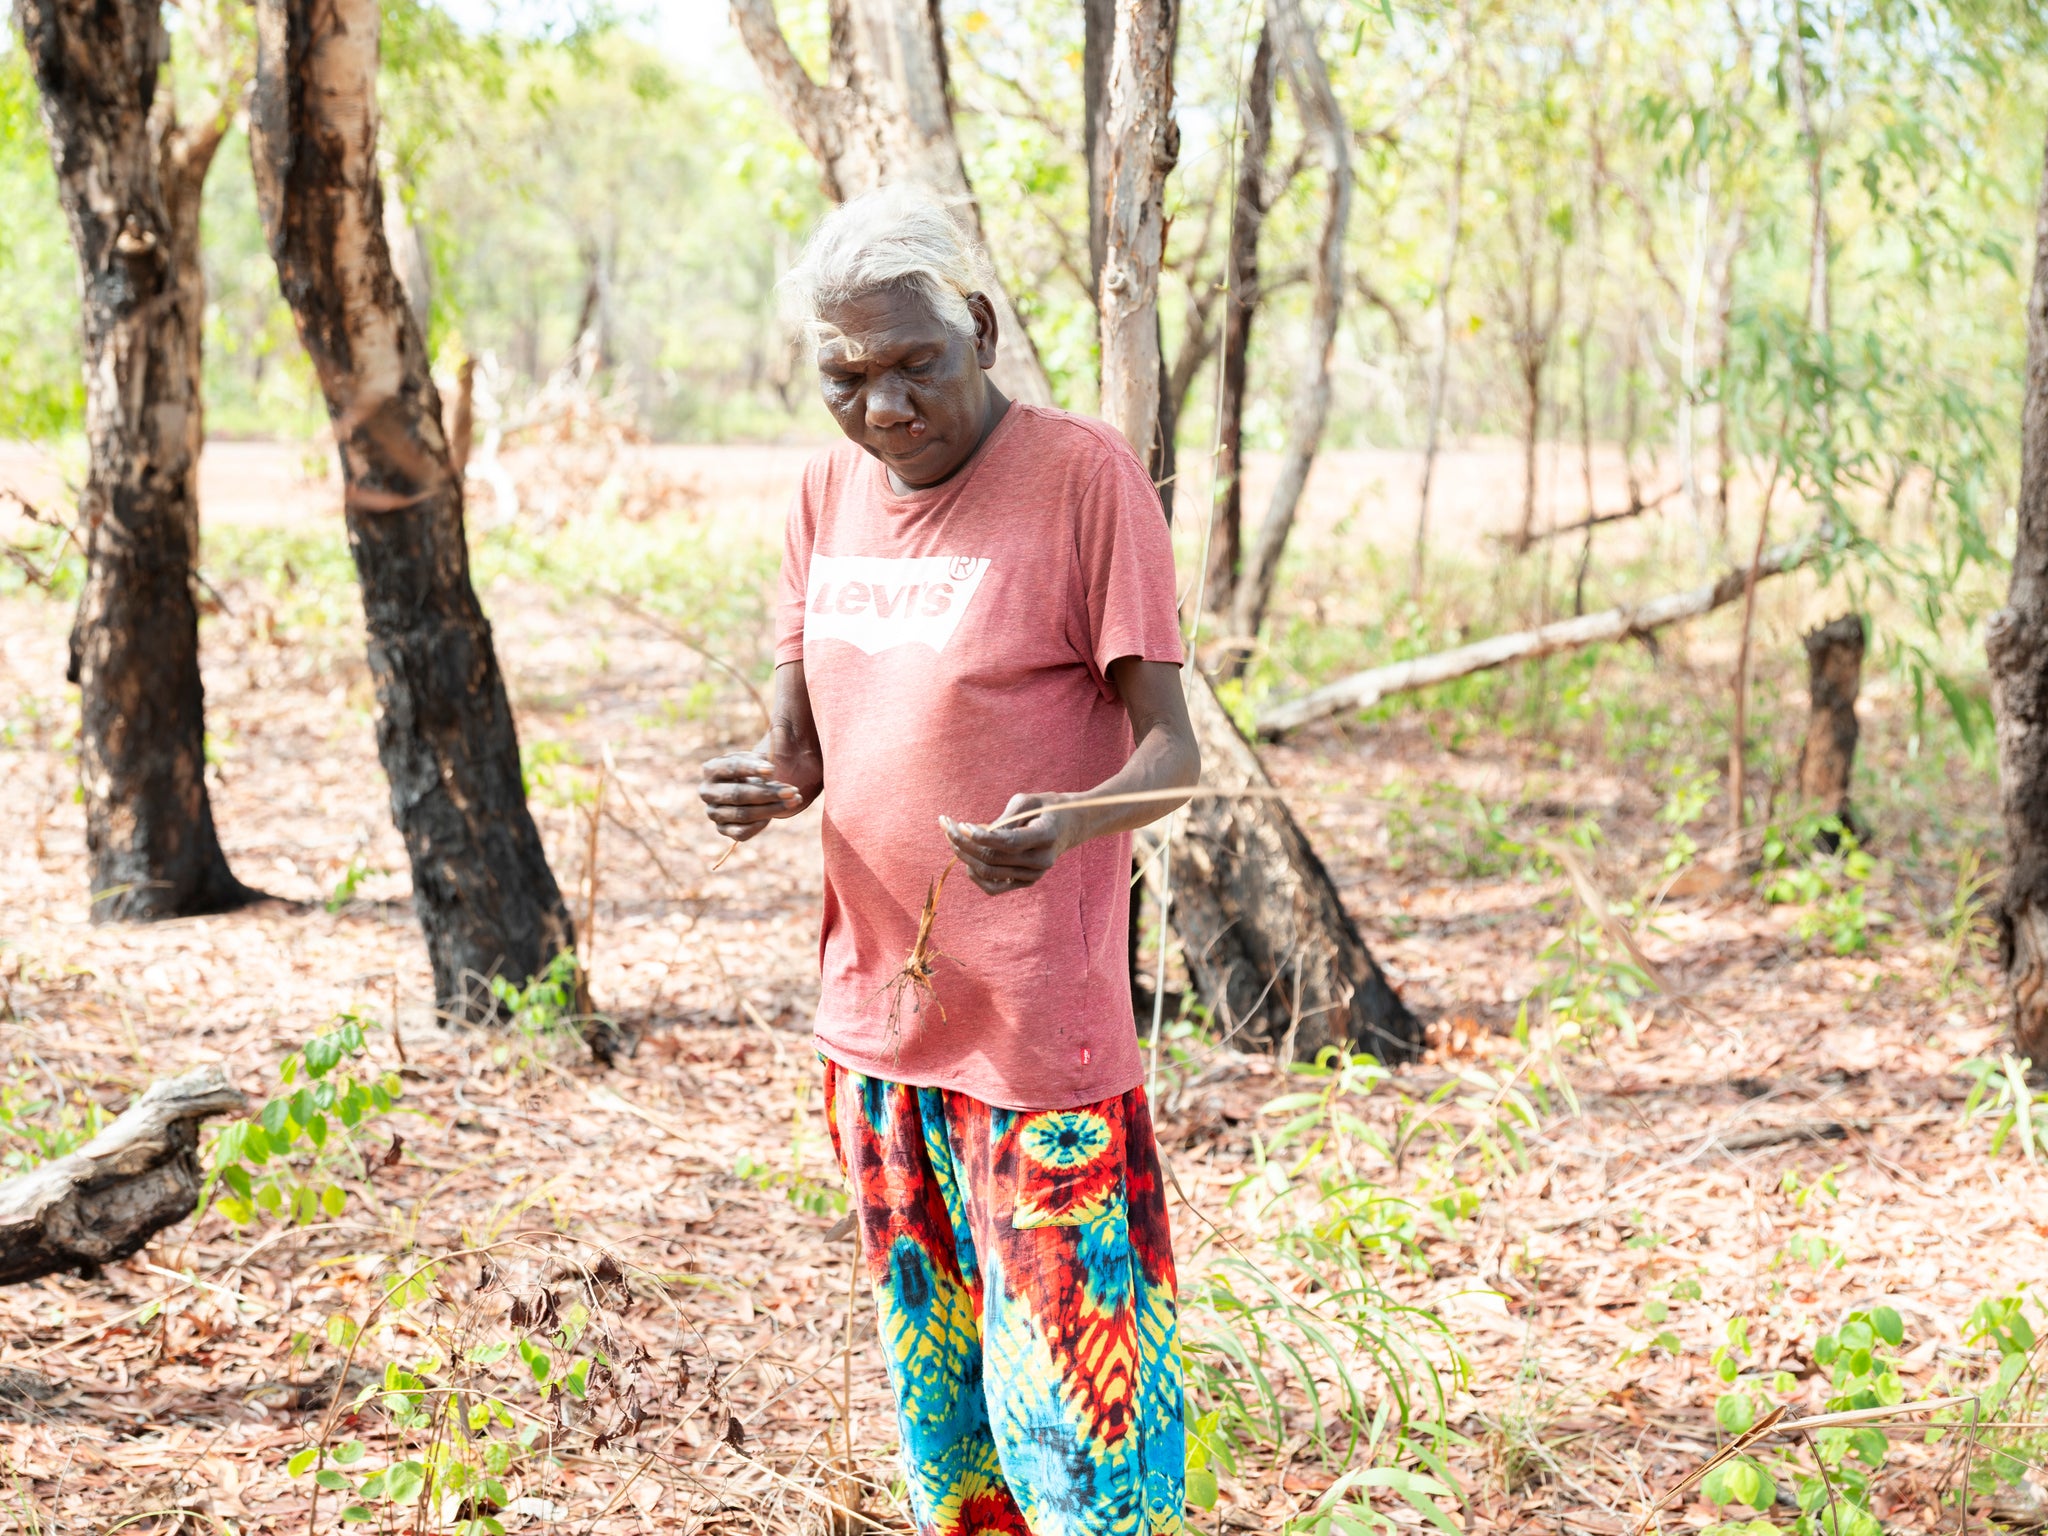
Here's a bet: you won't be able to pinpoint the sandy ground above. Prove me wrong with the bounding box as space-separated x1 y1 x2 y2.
0 446 2042 1534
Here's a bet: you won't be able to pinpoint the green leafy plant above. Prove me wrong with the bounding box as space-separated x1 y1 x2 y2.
1376 782 1536 881
518 738 589 808
1621 1274 1701 1361
1778 1231 1847 1272
1790 1306 1909 1536
1656 762 1717 874
1170 1051 1466 1527
733 1076 848 1219
325 855 383 913
1959 1054 2048 1162
287 1242 709 1534
1779 1166 1842 1211
1952 1287 2046 1498
204 1015 404 1226
1758 818 1892 955
1932 847 1998 994
487 950 599 1073
0 1070 108 1172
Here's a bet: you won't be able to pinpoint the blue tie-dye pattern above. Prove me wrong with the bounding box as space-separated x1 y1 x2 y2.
828 1062 1186 1536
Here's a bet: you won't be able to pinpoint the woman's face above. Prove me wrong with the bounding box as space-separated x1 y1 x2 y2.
815 284 999 489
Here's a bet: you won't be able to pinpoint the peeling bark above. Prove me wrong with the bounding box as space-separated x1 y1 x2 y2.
1988 126 2048 1071
0 1068 245 1285
249 0 574 1016
1230 0 1351 648
17 0 256 921
728 0 1052 405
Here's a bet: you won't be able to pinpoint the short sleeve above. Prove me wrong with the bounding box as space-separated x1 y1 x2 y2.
775 462 823 666
1073 439 1186 684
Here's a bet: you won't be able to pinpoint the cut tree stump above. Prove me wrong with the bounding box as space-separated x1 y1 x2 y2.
1165 674 1422 1063
1797 613 1865 833
0 1067 246 1284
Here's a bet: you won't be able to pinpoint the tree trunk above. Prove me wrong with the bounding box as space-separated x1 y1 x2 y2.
1987 127 2048 1071
1094 0 1417 1062
1797 613 1864 827
1096 0 1178 469
1176 684 1420 1060
1086 0 1188 511
1229 0 1351 650
1149 323 1180 512
0 1067 245 1285
1083 0 1113 290
17 0 257 921
729 0 1053 405
1516 349 1543 552
1411 0 1473 598
1205 27 1274 621
1785 0 1831 341
249 0 575 1017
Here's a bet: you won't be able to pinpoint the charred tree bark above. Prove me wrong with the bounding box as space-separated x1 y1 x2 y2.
729 0 1053 405
0 1068 245 1284
1987 127 2048 1072
1206 27 1274 621
1797 614 1864 830
17 0 257 920
1176 690 1420 1060
1230 0 1350 649
1094 0 1416 1062
250 0 574 1017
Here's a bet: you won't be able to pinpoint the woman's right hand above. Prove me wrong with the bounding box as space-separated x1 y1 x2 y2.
699 752 805 843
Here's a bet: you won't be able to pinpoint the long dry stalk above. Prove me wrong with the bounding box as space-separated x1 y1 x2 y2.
879 786 1281 1046
1629 1394 1977 1536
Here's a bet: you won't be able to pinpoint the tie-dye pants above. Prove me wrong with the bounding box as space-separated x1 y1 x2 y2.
823 1060 1186 1536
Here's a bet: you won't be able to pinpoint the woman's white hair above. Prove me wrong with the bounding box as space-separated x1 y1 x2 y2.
782 184 996 356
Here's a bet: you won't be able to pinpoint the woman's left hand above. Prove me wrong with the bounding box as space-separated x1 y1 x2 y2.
940 793 1073 895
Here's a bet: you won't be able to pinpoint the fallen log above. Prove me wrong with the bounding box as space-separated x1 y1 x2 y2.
0 1067 246 1284
1255 537 1814 737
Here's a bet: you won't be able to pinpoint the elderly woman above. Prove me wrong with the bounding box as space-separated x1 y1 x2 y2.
698 183 1199 1536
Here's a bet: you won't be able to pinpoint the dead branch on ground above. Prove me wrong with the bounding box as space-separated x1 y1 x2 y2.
0 1067 246 1284
1256 534 1815 736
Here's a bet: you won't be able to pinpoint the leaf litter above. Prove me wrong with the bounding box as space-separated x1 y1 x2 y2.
0 467 2043 1533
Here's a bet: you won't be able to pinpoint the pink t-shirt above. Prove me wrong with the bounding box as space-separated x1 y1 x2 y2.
775 403 1185 1111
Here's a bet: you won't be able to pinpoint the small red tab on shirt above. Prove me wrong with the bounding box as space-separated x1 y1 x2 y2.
1080 1047 1091 1066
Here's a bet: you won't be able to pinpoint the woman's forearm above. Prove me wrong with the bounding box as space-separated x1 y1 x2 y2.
1055 718 1200 851
1050 657 1200 853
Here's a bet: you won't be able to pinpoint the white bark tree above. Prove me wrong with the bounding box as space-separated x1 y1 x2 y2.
1095 0 1418 1062
729 0 1053 405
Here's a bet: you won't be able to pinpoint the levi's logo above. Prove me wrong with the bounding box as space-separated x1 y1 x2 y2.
804 554 991 656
